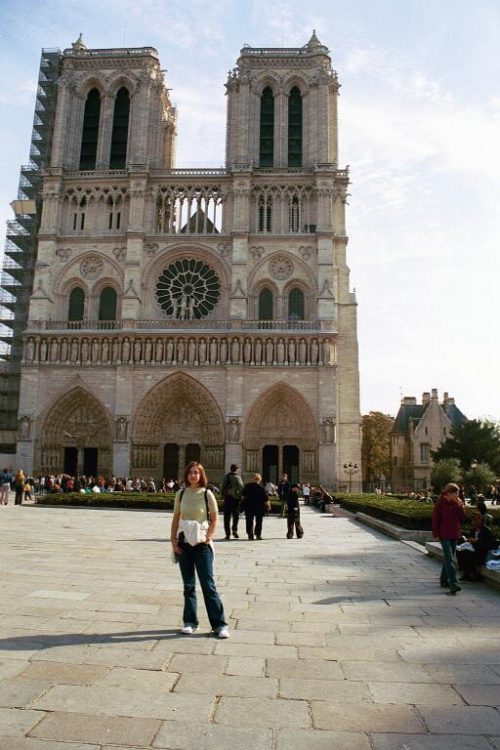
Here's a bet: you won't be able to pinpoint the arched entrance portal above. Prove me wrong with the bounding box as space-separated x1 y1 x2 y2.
132 373 225 481
245 383 317 483
37 386 113 476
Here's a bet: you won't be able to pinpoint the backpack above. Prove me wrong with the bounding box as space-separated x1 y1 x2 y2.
222 473 242 500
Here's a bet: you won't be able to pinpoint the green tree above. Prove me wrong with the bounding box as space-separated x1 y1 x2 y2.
430 459 463 493
463 463 496 494
432 419 500 474
361 411 393 484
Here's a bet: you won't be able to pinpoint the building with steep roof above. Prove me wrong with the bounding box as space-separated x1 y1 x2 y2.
1 33 361 488
391 389 466 491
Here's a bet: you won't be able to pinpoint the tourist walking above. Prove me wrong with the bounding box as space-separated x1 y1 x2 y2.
14 470 25 505
286 483 304 539
1 468 12 505
241 473 269 540
432 482 466 594
278 472 291 518
220 463 244 539
170 461 229 638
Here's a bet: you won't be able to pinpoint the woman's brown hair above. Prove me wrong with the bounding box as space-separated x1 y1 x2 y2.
182 461 207 488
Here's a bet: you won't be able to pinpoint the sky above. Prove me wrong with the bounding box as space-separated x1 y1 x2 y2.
0 0 499 421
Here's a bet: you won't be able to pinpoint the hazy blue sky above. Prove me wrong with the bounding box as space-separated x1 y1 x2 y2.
1 0 499 420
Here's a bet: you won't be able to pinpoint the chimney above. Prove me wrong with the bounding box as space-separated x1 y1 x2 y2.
431 388 438 400
402 397 417 406
422 392 431 405
443 392 449 403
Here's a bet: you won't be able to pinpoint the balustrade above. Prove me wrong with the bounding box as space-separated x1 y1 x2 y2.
24 332 336 368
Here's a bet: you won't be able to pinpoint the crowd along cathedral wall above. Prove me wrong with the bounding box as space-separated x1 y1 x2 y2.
15 32 361 489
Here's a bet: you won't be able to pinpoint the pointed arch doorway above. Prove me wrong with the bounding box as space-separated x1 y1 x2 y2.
245 383 317 484
132 373 225 481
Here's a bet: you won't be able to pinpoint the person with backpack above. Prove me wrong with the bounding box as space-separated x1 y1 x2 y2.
170 461 229 638
220 463 244 540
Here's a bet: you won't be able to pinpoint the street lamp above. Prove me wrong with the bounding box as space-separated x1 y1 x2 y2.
343 462 358 493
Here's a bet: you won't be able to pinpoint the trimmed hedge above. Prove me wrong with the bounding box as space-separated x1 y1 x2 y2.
35 491 283 514
336 493 500 535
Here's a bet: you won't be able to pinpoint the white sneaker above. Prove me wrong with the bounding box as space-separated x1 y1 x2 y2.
181 624 198 635
217 626 230 639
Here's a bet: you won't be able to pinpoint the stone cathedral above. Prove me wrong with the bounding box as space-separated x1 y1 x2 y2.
11 32 361 487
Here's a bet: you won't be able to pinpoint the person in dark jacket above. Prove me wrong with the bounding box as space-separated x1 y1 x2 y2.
285 483 304 539
277 473 291 518
456 511 496 581
432 482 467 594
241 473 268 540
220 464 244 540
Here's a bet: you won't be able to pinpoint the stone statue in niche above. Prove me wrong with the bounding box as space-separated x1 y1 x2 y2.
210 338 217 363
228 418 240 442
116 417 128 442
155 339 163 363
19 417 31 441
25 338 35 363
102 338 109 363
199 339 207 364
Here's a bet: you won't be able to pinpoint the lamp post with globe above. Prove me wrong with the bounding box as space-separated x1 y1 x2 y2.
343 462 358 493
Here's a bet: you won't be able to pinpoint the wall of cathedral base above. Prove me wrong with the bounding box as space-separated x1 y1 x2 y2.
17 362 347 486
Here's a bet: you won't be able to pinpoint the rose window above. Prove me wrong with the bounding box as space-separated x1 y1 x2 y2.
156 259 221 319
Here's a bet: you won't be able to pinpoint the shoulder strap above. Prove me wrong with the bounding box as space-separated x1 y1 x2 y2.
204 489 211 523
179 488 185 502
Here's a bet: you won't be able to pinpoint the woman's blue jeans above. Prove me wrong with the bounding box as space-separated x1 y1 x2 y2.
178 541 227 631
440 538 458 587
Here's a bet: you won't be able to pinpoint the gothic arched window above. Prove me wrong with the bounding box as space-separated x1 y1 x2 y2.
79 88 101 170
258 288 273 320
288 86 302 167
289 194 300 233
110 87 130 169
288 287 305 320
98 286 117 321
259 87 274 167
68 287 85 321
258 193 272 233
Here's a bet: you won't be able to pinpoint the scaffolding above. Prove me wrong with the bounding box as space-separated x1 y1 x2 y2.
0 48 61 437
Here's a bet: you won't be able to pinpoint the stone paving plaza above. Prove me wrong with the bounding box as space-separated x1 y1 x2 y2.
1 503 500 750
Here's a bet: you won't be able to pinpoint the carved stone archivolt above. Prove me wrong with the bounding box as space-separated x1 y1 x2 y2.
245 383 317 451
24 334 336 368
38 386 113 475
132 372 225 449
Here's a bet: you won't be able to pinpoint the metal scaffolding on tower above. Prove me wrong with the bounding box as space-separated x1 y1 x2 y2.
0 48 61 439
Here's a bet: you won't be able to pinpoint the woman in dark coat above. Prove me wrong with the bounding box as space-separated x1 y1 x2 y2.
456 510 495 581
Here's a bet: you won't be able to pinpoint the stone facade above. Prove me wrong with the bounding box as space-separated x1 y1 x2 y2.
16 32 361 487
391 389 466 492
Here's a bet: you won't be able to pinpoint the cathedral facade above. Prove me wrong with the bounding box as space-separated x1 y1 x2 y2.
14 33 361 488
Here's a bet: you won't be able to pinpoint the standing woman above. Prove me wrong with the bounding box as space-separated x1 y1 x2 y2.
171 461 229 638
432 482 466 595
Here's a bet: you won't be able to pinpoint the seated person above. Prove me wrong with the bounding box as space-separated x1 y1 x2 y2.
456 510 496 581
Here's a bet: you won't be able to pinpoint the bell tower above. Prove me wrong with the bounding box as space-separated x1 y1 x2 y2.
225 31 340 169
